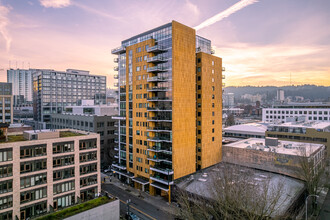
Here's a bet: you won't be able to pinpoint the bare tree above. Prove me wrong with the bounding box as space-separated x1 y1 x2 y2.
296 145 324 196
225 114 235 127
176 164 287 220
296 145 325 218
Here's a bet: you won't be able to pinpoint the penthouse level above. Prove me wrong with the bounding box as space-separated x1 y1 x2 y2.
0 129 101 220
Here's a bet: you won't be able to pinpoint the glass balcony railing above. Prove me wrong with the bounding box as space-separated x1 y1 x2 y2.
114 66 119 71
147 155 172 163
147 66 168 73
114 74 119 79
150 176 173 185
147 76 170 82
147 56 167 63
147 136 172 142
147 126 172 132
147 87 170 92
111 46 126 54
114 58 119 63
147 146 172 154
114 83 119 87
147 45 167 53
150 166 174 175
147 97 172 102
147 116 172 121
147 106 172 111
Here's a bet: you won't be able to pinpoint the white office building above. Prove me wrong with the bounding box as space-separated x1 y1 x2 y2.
262 103 330 123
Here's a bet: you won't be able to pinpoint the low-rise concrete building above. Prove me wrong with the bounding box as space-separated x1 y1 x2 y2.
223 137 325 179
51 101 117 167
0 129 101 220
223 123 268 139
266 121 330 157
175 163 306 218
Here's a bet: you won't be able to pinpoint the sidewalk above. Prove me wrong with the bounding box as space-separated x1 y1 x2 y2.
101 173 178 216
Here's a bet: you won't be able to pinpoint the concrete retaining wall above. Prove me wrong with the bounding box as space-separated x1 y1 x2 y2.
65 199 120 220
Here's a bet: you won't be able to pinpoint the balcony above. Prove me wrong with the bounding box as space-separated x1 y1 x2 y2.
211 49 215 54
114 58 119 63
114 147 119 151
147 45 167 53
114 66 119 71
147 116 172 122
114 83 119 87
114 74 119 79
147 66 168 73
114 155 119 159
150 166 174 175
222 83 225 87
222 67 226 71
147 136 172 143
147 56 168 63
147 107 172 112
111 46 126 54
147 97 172 102
112 163 126 170
150 176 173 185
147 76 170 82
147 126 172 132
147 146 172 154
147 155 172 163
147 87 170 92
222 75 225 79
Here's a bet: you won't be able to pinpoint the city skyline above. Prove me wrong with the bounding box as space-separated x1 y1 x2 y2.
0 0 330 87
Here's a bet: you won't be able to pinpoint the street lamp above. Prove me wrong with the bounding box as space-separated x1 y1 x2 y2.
305 194 319 220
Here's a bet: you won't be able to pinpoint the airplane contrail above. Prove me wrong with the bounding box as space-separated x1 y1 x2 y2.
194 0 259 31
0 4 12 52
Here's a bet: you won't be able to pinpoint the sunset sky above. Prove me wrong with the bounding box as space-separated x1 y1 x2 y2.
0 0 329 87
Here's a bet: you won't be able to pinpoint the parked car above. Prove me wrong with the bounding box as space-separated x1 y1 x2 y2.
126 212 140 220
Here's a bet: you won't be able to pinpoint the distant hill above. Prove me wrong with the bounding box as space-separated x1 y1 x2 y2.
224 85 330 101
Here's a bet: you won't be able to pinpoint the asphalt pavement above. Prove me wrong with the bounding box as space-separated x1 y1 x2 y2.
102 182 174 220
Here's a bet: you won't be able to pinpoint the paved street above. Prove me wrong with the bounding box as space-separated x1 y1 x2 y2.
102 183 174 220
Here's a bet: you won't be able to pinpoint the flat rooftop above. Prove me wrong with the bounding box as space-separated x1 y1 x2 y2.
268 121 330 131
223 123 268 135
0 130 87 144
224 138 323 156
176 163 305 217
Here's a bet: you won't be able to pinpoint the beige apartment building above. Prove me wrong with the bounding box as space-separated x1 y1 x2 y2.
0 129 100 220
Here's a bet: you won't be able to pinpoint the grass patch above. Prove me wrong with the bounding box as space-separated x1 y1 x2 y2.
37 196 113 220
0 135 25 144
60 131 84 138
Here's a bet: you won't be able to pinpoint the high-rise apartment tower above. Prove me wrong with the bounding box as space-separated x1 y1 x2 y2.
111 21 223 199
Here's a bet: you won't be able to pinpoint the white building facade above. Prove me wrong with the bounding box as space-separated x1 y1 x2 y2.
262 103 330 123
